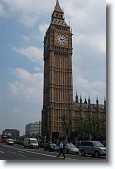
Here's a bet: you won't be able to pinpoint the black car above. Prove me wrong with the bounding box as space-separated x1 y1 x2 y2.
44 143 58 152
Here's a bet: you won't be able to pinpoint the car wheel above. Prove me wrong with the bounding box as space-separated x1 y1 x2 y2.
94 151 100 158
81 150 85 156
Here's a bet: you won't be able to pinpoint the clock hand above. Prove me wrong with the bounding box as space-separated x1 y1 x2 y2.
60 38 64 41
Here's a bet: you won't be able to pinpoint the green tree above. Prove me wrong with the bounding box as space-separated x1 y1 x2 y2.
60 115 72 141
74 113 106 141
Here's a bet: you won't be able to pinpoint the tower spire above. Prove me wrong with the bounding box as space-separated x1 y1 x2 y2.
55 0 63 12
51 0 69 27
75 91 79 103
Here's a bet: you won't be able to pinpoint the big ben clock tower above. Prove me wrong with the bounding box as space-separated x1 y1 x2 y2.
42 0 73 140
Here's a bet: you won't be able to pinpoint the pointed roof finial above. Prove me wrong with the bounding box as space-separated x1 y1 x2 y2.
88 95 91 104
96 96 99 105
69 20 70 27
75 91 79 103
104 96 106 104
80 94 82 104
55 0 63 12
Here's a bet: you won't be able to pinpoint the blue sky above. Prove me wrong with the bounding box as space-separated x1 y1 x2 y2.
0 0 106 135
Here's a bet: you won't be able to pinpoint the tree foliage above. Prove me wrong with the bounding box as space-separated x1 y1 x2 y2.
74 113 106 140
61 113 106 141
61 115 72 139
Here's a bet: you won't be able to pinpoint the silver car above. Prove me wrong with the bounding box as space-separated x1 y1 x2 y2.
79 141 106 158
64 143 79 154
7 139 14 145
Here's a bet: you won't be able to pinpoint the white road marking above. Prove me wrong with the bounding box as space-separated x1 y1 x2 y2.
18 151 24 153
18 154 26 157
11 151 26 157
1 144 74 160
0 151 4 153
11 152 17 154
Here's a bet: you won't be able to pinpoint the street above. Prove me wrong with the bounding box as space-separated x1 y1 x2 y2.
0 143 106 161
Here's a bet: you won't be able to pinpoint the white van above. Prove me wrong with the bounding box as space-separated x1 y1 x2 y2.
24 138 38 149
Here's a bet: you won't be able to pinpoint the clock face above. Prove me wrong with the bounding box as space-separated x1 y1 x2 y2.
55 34 67 46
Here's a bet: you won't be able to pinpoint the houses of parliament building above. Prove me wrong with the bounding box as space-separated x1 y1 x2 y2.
41 0 106 140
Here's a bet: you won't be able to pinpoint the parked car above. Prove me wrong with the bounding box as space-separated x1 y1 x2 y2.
24 138 38 149
64 143 79 154
79 141 106 158
44 143 58 152
7 139 14 145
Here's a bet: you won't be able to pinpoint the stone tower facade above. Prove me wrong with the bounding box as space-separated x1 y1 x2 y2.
42 0 73 139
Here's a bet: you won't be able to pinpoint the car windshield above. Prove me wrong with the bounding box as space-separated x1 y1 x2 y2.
67 144 76 148
93 141 104 147
30 140 37 144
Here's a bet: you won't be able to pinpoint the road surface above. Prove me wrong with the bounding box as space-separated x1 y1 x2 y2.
0 143 107 161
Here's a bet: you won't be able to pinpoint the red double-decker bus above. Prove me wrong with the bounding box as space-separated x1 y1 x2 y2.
0 131 9 143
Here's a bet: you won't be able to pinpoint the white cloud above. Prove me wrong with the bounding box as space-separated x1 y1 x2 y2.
19 15 38 27
39 24 49 42
76 77 105 91
1 0 106 33
13 46 43 62
73 71 106 103
92 80 106 90
1 0 54 27
22 36 31 41
34 66 41 72
9 68 43 101
74 33 106 55
90 34 106 54
0 2 6 16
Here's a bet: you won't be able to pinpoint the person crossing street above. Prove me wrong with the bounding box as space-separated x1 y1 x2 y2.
57 141 65 159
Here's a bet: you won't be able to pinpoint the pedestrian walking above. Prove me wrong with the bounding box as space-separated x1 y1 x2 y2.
57 141 65 159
